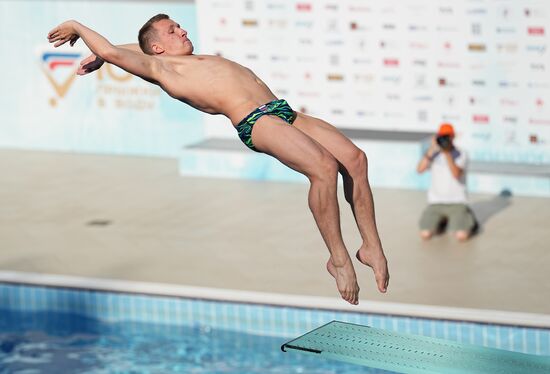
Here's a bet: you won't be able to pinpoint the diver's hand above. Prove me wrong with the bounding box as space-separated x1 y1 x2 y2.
48 20 81 48
77 53 104 75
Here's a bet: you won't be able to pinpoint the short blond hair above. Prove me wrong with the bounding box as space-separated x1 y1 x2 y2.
138 14 170 55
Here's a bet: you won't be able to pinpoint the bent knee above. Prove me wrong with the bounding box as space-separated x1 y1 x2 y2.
310 152 339 182
344 148 368 178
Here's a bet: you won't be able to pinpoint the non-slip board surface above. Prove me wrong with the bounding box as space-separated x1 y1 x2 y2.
281 321 550 374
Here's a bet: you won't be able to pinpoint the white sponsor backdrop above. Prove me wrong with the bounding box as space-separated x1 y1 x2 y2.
0 1 201 157
197 0 550 164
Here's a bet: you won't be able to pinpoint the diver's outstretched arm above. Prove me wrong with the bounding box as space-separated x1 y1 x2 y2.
48 21 161 84
77 45 142 76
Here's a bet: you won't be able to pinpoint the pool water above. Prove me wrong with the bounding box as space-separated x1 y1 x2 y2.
2 283 549 373
0 309 389 373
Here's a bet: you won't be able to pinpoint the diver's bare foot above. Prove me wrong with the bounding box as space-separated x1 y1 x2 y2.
326 257 360 305
356 244 389 293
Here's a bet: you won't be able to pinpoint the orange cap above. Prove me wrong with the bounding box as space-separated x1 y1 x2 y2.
437 123 455 136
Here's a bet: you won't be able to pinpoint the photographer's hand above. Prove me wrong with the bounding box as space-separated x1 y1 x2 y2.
417 136 439 173
427 136 440 158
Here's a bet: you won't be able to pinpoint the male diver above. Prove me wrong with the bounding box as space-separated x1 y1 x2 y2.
48 15 389 305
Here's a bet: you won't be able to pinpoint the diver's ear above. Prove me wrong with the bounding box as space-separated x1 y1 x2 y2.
151 43 165 55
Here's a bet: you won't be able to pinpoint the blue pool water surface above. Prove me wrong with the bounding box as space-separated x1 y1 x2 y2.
0 309 386 373
1 283 549 373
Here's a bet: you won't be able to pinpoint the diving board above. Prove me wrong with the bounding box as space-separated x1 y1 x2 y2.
281 321 550 374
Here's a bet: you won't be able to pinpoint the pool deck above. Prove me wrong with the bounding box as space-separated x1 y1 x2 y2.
1 149 549 319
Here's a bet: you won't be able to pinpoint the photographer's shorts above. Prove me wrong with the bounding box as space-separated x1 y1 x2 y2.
419 203 476 232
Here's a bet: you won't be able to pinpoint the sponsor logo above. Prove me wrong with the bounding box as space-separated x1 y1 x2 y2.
245 54 258 60
528 27 545 36
536 98 544 108
413 95 433 102
352 58 373 65
529 118 550 125
528 82 550 89
382 24 397 31
383 58 399 67
297 91 320 98
267 19 288 29
353 74 375 83
325 39 344 46
472 114 490 124
383 112 404 119
496 27 516 34
467 8 487 15
496 43 518 53
348 6 372 13
471 132 491 141
469 96 488 106
472 79 486 87
242 19 258 27
271 72 289 79
409 24 428 32
386 93 401 101
211 1 232 8
497 6 511 18
525 8 546 18
439 7 453 15
414 74 427 88
409 42 429 50
418 110 428 122
500 98 519 106
438 61 461 69
266 2 287 10
412 59 427 67
530 63 545 71
528 134 548 145
442 114 461 121
526 44 547 54
41 51 83 105
298 38 313 45
214 37 235 43
503 116 518 124
295 20 314 28
379 40 399 50
437 26 459 32
325 3 338 11
296 56 316 63
327 74 344 81
468 43 487 52
499 81 519 88
443 94 457 107
296 3 312 11
381 7 397 15
471 23 482 35
356 110 376 117
439 77 459 87
382 76 402 84
469 63 486 70
331 109 344 115
270 55 289 62
329 54 340 66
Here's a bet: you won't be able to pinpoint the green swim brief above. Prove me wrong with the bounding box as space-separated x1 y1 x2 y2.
235 99 297 152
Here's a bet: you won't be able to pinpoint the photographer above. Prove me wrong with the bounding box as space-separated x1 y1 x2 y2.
417 124 476 241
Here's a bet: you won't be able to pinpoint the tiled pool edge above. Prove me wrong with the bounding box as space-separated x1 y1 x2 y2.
2 271 549 329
